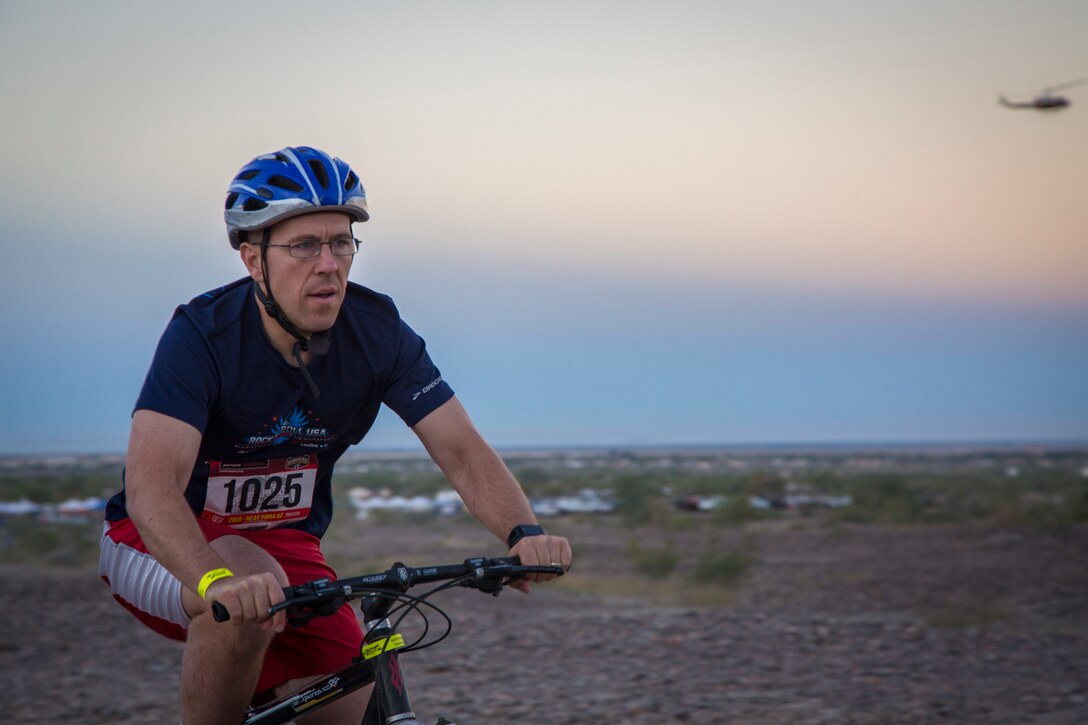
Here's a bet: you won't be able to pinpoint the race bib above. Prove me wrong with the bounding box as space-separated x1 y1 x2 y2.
203 456 317 530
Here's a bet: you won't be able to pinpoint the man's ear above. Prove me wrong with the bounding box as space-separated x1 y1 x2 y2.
239 242 263 283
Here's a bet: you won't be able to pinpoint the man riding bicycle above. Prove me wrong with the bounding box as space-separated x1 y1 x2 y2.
99 146 572 724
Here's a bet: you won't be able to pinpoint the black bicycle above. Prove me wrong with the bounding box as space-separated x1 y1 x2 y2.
212 556 563 724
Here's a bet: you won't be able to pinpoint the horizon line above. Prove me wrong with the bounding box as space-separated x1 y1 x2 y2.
3 437 1088 460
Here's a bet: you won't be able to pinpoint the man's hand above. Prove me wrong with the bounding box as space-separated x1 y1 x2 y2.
508 534 572 594
205 573 286 633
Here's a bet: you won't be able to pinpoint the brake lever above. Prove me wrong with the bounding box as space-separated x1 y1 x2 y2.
278 596 347 627
459 564 565 596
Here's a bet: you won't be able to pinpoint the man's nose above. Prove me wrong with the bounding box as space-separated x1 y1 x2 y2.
313 242 339 270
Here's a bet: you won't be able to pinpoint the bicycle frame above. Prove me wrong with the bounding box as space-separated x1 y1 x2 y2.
242 658 375 724
241 591 419 725
358 591 428 725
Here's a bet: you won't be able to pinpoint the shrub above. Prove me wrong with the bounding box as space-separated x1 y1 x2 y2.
711 496 766 526
692 549 752 584
613 474 664 527
0 518 102 568
628 538 680 577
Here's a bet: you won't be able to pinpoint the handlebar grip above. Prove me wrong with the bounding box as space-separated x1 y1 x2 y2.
212 602 230 622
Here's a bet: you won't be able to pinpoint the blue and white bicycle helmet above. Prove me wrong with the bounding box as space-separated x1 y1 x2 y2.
225 146 369 249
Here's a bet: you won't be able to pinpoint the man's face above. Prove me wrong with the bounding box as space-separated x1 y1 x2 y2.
240 211 355 337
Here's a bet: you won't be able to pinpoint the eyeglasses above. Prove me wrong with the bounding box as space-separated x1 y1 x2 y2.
266 237 361 258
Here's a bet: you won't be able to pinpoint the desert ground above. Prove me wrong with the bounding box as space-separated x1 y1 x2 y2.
2 515 1086 724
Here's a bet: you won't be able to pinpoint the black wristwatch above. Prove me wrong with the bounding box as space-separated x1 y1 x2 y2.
507 524 546 548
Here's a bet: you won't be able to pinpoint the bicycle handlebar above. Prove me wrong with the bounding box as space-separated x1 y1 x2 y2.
211 556 563 623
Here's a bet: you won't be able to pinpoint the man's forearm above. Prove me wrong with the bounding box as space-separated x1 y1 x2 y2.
413 398 572 585
128 480 229 595
449 443 537 543
125 410 227 595
414 398 537 542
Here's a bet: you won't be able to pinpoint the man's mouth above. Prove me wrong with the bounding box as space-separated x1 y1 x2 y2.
309 288 337 300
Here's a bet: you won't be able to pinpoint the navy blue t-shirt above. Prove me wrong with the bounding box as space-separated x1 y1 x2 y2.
105 278 454 538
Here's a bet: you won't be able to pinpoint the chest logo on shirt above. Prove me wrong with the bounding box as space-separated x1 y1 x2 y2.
237 406 335 453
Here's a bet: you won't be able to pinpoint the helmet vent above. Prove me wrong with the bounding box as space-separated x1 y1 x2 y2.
242 197 268 211
274 152 291 163
268 174 304 193
256 187 274 199
308 159 329 188
344 171 358 191
225 192 239 209
237 170 259 181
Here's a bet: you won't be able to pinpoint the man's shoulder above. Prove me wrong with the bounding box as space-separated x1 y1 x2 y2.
340 282 402 324
172 278 252 334
184 277 252 311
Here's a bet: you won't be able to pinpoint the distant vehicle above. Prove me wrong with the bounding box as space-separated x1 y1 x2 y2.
530 498 562 517
672 495 726 512
998 77 1087 111
554 489 616 515
529 491 616 517
673 496 703 512
0 499 41 516
347 487 458 520
999 94 1070 110
37 497 106 525
56 496 106 513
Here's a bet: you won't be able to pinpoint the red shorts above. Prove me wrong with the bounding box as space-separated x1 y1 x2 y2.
99 517 362 695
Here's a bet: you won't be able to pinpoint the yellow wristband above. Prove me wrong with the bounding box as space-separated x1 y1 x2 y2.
197 568 234 599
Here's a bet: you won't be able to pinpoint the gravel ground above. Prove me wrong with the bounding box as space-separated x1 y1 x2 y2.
1 519 1086 724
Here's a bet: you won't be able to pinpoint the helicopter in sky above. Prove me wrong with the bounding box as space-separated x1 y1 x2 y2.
999 77 1087 111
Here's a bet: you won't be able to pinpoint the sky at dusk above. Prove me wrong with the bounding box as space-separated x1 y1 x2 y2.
1 1 1086 454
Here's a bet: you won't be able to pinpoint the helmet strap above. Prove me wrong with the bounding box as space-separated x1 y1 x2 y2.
256 229 329 399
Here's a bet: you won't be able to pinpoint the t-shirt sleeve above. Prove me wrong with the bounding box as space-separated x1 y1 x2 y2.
382 318 454 427
133 312 219 433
